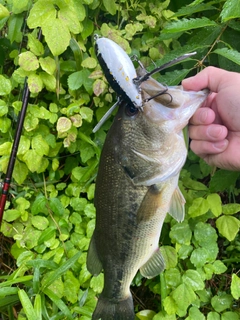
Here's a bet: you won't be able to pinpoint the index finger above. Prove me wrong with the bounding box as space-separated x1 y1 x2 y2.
182 66 235 92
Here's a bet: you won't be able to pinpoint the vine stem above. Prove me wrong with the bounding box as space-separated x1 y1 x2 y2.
197 23 229 67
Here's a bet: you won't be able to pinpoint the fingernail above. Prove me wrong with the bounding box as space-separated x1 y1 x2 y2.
207 125 224 139
199 110 208 123
213 140 228 151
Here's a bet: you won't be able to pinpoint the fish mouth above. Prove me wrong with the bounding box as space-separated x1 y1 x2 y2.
142 86 209 125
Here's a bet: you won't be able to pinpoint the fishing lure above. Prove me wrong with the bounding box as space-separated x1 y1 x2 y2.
95 35 142 109
93 35 197 132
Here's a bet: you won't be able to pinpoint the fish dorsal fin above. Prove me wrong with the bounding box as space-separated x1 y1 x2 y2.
86 234 103 276
168 187 185 222
140 248 165 278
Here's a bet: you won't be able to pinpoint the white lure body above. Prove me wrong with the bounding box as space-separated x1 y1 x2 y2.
95 37 142 108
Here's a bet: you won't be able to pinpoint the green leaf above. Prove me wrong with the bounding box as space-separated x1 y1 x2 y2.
174 3 217 17
214 47 240 66
165 268 181 288
27 74 43 93
157 69 191 86
190 247 210 268
0 99 7 116
163 296 178 315
72 0 86 21
212 260 227 275
39 57 56 75
79 142 95 163
182 270 205 291
42 288 73 320
185 307 205 320
172 283 196 314
68 71 83 90
70 114 82 127
0 287 19 298
37 227 56 245
93 79 106 96
207 193 222 217
221 312 239 320
207 312 220 320
153 312 176 320
12 0 29 14
231 274 240 300
39 72 56 91
222 203 240 215
63 270 80 303
27 34 44 56
161 246 178 269
22 150 42 172
81 57 97 69
33 294 42 320
32 134 50 156
31 194 47 215
136 309 157 319
0 294 20 308
24 113 39 131
188 197 210 217
169 221 192 245
42 251 81 290
58 5 81 34
211 293 233 313
3 209 21 222
209 170 239 192
19 51 39 71
162 17 216 33
7 14 23 43
90 273 104 294
0 141 11 155
42 17 71 56
27 0 55 29
0 75 11 95
70 197 87 212
0 118 11 133
49 197 65 216
57 117 72 133
194 222 218 248
18 289 37 320
81 18 94 40
31 216 49 230
18 135 31 155
220 0 240 22
0 276 33 288
103 0 117 15
0 4 10 18
12 160 28 184
216 215 240 241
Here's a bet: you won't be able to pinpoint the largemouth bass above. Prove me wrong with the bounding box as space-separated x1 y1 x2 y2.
87 73 208 320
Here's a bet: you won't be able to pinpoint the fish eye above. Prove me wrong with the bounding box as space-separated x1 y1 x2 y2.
125 104 139 117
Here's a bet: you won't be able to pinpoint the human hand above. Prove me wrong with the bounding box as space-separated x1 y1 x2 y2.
182 66 240 170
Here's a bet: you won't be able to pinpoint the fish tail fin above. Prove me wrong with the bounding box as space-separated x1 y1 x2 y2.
92 294 135 320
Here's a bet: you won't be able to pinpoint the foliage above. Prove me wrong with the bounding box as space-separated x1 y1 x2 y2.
0 0 240 319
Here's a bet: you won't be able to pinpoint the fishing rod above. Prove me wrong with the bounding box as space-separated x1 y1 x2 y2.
0 29 42 226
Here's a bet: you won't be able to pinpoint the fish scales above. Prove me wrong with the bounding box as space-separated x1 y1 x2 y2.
87 72 208 320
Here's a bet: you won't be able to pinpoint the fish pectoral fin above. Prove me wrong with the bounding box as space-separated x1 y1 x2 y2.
137 185 164 223
168 186 185 222
86 234 102 276
140 248 165 278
